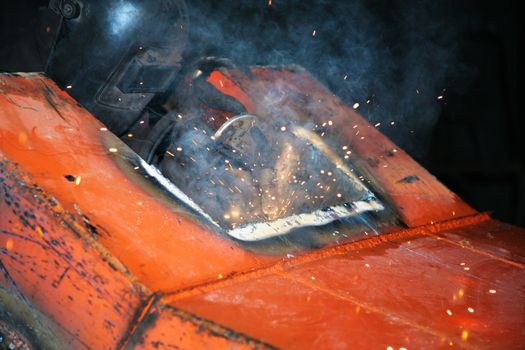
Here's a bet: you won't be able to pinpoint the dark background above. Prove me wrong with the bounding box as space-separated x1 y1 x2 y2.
1 0 523 226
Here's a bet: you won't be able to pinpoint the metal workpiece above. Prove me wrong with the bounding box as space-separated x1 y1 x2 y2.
0 71 523 349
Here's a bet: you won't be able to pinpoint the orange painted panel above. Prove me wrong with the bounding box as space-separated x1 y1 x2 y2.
166 274 458 349
167 219 525 349
0 159 148 349
126 302 273 350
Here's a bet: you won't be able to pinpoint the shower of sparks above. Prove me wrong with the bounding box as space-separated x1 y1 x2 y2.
144 107 383 241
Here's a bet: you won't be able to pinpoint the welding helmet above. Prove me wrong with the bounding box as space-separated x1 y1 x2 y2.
44 0 188 135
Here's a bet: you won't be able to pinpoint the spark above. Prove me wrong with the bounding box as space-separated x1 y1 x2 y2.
343 75 348 80
446 309 452 316
467 307 474 313
99 127 108 131
489 289 496 294
437 95 444 100
312 29 316 36
127 133 134 138
461 330 469 341
108 147 118 153
352 102 360 109
280 126 287 131
139 120 145 125
5 238 14 251
75 176 82 185
66 85 72 89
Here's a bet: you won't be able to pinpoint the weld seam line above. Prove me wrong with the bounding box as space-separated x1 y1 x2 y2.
162 213 491 300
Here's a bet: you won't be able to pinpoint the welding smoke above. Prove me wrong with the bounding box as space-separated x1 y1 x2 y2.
182 0 473 160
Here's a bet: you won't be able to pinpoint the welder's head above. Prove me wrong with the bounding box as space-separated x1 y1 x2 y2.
45 0 188 135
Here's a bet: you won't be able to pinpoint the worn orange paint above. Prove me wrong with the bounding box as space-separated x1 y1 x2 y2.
125 303 274 349
1 72 523 349
0 160 148 349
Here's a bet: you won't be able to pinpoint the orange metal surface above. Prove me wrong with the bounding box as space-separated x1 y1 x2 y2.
0 160 149 349
1 72 524 349
164 216 525 349
125 302 274 349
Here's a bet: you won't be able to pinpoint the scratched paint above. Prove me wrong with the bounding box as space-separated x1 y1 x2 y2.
1 72 521 350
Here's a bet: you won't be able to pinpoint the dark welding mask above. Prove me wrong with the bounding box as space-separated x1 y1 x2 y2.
44 0 188 135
